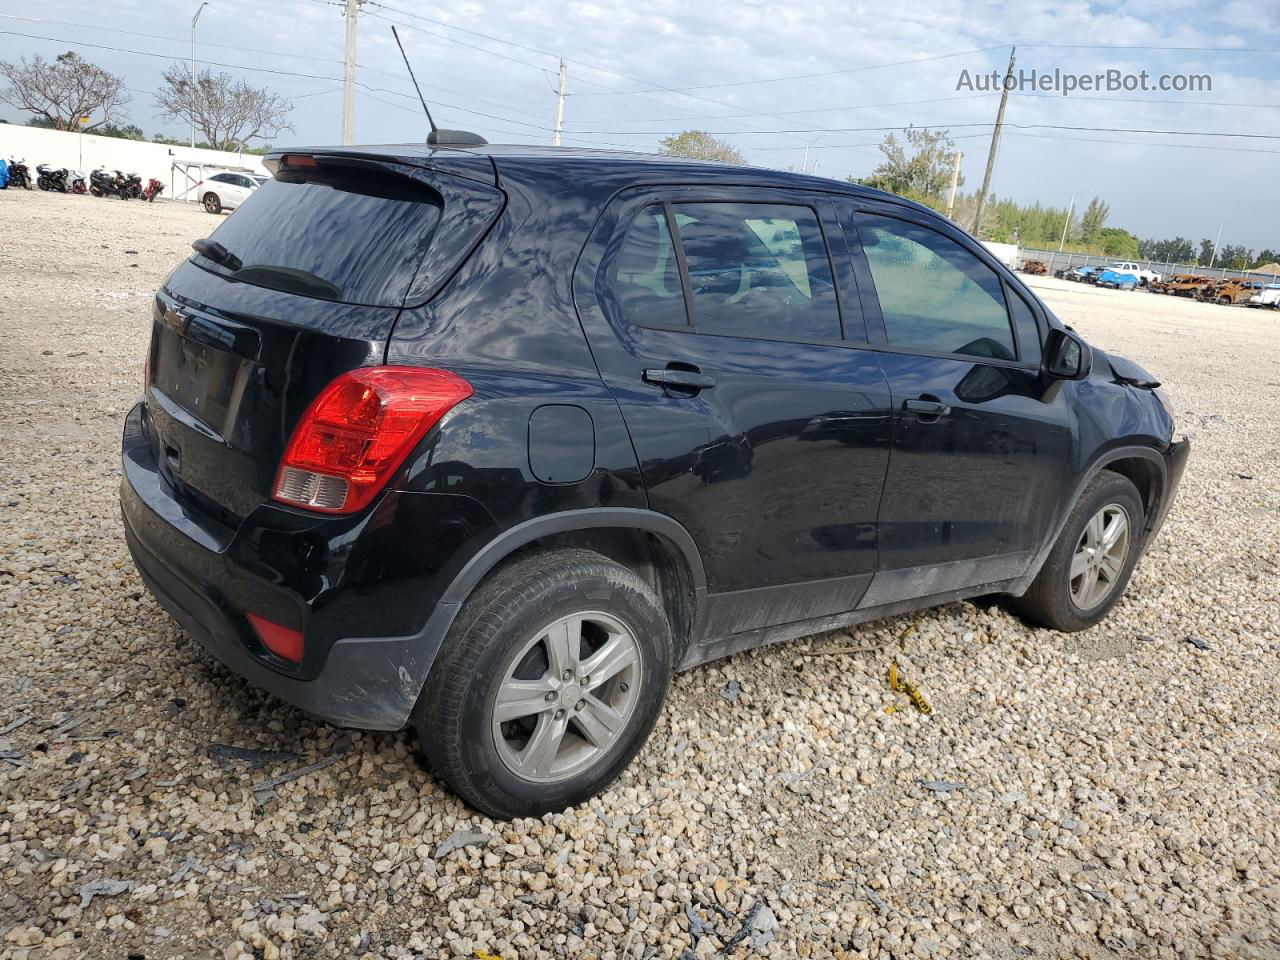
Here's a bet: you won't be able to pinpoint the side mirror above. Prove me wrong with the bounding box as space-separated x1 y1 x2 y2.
1043 328 1091 380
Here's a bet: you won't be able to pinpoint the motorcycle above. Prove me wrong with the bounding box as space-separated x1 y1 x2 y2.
89 168 128 199
69 171 87 195
36 164 70 192
7 158 32 190
119 171 143 199
141 178 165 202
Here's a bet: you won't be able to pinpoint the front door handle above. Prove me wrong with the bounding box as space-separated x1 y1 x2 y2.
903 398 951 418
643 367 717 390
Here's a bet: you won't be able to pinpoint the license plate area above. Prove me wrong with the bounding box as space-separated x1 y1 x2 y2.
154 321 255 440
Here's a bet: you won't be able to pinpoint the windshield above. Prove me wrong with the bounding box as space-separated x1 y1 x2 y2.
194 172 442 307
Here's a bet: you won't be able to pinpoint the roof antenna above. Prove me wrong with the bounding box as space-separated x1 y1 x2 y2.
391 25 487 147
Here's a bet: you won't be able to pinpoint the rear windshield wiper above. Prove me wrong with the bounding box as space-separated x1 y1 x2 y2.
191 238 243 272
229 265 343 301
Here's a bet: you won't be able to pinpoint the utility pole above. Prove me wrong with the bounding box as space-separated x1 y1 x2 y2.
342 0 360 145
971 46 1015 237
190 2 209 149
552 59 566 147
945 150 963 219
1208 224 1224 267
1058 194 1076 252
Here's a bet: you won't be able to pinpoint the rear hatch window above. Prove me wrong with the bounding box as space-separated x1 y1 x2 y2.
195 166 441 307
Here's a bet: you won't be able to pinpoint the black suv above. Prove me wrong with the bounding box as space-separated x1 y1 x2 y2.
121 142 1189 818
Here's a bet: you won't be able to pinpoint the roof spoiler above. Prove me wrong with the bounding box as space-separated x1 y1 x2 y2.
427 129 488 147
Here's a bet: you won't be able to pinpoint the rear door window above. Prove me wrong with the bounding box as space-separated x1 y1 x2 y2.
195 170 442 307
672 202 840 341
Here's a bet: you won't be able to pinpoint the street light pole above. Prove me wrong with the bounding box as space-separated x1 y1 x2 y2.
1057 194 1075 253
800 134 828 174
190 2 209 149
1209 224 1224 268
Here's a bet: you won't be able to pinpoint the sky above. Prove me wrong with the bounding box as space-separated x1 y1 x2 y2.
2 0 1278 251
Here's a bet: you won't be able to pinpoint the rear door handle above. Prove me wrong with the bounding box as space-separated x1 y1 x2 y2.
903 398 951 418
642 367 717 390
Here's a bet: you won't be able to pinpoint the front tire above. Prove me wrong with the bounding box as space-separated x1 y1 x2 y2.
203 192 222 214
1013 472 1145 632
415 549 673 819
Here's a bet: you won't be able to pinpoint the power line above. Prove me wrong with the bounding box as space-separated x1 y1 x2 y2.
367 13 754 134
1009 91 1280 110
563 120 1280 140
1002 131 1280 156
1014 40 1280 53
0 13 402 79
564 94 995 124
0 28 351 81
0 28 554 134
359 3 857 147
756 129 1280 157
566 89 1280 124
568 40 1280 98
0 16 552 122
569 46 1010 95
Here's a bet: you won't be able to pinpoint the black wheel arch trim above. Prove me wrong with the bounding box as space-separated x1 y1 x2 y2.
373 508 708 729
1012 443 1170 595
439 507 708 605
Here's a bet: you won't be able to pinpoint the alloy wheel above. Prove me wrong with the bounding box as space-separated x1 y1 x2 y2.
492 611 642 783
1069 503 1130 609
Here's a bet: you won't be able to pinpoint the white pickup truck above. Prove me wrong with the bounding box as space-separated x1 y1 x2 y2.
1248 284 1280 308
1109 262 1162 286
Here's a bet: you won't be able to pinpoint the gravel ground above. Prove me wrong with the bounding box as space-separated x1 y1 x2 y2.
1 188 1278 960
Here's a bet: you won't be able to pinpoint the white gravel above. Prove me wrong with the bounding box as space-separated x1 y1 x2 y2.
1 188 1278 960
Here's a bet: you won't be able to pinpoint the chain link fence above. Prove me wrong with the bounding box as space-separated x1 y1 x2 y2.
1016 247 1280 285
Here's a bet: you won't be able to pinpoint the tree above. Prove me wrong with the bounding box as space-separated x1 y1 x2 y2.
859 127 961 204
1079 197 1109 244
1198 238 1216 266
657 130 745 165
0 52 130 131
1218 244 1252 271
1139 237 1195 264
1099 227 1138 259
155 64 293 150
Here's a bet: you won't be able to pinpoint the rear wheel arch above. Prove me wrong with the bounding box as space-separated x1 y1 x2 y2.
438 509 707 664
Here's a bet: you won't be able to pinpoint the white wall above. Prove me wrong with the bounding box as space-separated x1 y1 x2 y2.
0 124 268 200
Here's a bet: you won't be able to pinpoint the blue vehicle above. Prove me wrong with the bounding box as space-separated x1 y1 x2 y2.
1096 270 1139 291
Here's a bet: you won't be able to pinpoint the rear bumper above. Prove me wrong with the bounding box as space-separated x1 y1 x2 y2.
120 403 492 730
123 514 436 729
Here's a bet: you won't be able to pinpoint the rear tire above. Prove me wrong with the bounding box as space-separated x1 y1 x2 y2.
1013 472 1144 632
415 549 673 819
203 192 222 214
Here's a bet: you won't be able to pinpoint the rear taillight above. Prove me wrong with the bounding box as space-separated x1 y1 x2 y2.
273 366 472 514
